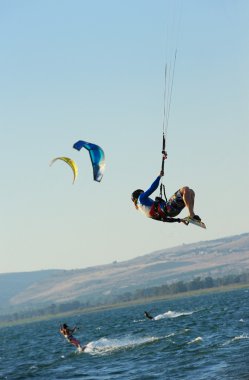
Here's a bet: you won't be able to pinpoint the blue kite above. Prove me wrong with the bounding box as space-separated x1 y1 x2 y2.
73 140 105 182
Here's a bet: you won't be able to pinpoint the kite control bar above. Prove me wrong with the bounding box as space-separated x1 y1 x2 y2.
161 133 167 175
160 133 167 201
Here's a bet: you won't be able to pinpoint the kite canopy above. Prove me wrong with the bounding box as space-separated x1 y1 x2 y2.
73 140 105 182
50 157 78 184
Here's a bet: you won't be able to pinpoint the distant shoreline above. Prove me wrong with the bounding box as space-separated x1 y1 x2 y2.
1 282 248 329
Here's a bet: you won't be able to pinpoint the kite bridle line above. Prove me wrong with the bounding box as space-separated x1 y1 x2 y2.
160 50 177 202
162 50 177 137
159 0 182 202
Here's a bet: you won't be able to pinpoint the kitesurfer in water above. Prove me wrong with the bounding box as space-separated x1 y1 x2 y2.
60 323 83 350
131 153 201 224
144 311 154 320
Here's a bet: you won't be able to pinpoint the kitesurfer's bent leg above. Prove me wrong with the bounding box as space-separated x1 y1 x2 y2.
180 187 195 218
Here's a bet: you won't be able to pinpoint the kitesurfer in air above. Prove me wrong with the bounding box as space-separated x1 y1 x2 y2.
131 153 201 224
60 323 83 350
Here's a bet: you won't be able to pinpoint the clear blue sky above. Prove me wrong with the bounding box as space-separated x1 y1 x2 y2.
0 0 248 273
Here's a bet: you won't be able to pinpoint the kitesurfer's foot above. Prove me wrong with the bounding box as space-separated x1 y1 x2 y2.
192 215 201 221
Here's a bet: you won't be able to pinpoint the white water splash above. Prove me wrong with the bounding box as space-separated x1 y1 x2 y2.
223 333 249 346
188 337 203 344
83 335 161 355
232 334 249 341
154 310 194 320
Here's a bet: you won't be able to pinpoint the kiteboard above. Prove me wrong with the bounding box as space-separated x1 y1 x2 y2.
183 217 206 229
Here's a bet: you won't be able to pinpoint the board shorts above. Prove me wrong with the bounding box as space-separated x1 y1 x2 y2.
165 189 185 217
68 336 80 346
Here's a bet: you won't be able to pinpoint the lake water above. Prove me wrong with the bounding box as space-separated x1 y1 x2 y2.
1 288 249 379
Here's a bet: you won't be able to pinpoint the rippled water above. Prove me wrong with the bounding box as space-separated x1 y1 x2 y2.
1 288 249 379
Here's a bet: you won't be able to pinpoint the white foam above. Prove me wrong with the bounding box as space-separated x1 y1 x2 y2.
154 310 194 320
83 335 161 355
232 334 249 341
223 333 249 346
188 337 203 344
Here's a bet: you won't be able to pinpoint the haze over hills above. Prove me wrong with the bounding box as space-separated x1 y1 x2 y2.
1 233 249 315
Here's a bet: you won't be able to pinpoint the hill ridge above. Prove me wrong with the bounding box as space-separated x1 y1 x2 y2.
1 232 249 314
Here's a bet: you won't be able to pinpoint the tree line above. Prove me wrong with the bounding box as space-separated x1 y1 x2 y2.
1 272 249 324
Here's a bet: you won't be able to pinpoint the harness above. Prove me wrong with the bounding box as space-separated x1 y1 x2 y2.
149 197 168 221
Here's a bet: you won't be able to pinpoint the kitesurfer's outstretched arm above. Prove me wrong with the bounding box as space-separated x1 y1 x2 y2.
70 326 78 334
139 176 161 201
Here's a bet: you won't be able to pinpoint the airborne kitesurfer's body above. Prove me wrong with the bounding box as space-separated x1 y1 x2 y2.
60 324 82 349
131 154 201 224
